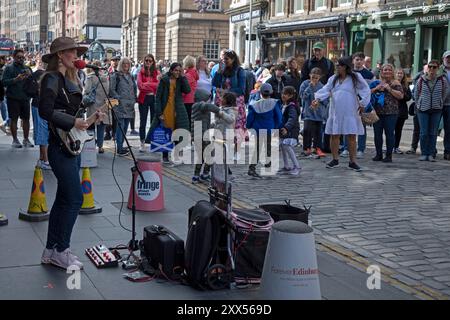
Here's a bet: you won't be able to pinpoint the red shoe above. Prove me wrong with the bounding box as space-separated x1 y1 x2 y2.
316 148 326 158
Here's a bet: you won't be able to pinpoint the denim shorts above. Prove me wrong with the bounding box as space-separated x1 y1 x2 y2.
32 106 49 146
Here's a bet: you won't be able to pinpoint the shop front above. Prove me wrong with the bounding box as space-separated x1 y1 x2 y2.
228 4 262 65
260 16 347 66
350 5 450 80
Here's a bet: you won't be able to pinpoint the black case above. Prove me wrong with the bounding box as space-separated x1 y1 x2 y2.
143 225 185 278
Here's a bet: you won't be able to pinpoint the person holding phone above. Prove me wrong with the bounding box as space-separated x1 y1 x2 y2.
1 49 34 148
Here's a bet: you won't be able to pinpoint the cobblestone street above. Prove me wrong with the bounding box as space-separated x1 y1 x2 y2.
145 133 450 299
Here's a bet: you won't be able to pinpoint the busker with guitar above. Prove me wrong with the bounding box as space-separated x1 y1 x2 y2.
38 37 105 270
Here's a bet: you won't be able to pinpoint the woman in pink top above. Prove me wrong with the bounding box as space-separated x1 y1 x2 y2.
137 54 160 152
182 55 199 130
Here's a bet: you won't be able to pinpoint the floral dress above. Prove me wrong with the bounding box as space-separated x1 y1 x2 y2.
215 78 247 144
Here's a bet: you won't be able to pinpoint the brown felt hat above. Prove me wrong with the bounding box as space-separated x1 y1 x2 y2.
42 37 88 63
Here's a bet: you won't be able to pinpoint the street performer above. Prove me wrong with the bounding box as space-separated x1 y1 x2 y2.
38 37 103 270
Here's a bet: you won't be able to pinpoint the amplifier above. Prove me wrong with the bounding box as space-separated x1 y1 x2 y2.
85 245 119 268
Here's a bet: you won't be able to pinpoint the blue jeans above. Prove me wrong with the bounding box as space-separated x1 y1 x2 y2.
96 123 106 148
443 105 450 154
0 100 9 125
373 114 398 156
116 118 130 152
46 143 83 252
343 125 367 152
417 110 442 156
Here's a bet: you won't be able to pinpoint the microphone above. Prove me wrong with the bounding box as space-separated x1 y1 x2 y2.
74 60 108 71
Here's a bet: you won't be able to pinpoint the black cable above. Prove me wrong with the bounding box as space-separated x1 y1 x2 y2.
95 69 132 234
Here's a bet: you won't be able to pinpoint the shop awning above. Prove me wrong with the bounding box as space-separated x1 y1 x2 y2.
260 16 343 34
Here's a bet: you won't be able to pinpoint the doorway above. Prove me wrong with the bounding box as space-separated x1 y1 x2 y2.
423 25 448 63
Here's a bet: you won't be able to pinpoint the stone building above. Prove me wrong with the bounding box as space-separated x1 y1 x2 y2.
0 0 18 41
123 0 230 63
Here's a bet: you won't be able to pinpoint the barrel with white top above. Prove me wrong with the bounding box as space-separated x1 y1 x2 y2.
260 220 321 300
127 155 164 212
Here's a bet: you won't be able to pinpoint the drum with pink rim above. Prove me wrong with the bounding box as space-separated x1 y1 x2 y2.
128 155 164 212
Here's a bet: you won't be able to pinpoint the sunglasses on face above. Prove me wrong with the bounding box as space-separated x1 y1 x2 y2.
428 65 438 69
145 59 153 63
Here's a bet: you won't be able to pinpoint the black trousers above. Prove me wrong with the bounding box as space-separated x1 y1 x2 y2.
303 120 322 149
394 117 407 149
249 133 271 170
411 115 420 150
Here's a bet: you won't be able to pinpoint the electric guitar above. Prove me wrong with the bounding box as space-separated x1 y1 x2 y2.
54 99 119 156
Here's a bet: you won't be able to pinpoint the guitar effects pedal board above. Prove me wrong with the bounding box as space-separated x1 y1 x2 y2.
85 245 119 268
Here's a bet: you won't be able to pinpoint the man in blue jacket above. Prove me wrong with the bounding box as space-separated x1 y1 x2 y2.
246 83 282 177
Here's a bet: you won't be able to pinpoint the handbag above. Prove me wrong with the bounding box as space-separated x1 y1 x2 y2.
150 124 174 153
353 86 379 126
361 110 380 126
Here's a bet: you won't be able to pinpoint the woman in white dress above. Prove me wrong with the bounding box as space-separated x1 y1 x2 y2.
312 57 371 171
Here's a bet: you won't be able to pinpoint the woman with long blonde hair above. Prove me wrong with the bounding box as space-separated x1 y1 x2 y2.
39 37 102 270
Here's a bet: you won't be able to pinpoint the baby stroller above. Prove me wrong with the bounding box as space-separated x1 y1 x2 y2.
185 139 273 290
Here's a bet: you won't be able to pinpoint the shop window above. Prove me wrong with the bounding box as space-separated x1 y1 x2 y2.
384 28 415 77
337 0 352 7
294 0 304 13
275 0 284 16
203 40 220 61
268 42 280 63
295 40 308 69
315 0 327 11
281 41 294 61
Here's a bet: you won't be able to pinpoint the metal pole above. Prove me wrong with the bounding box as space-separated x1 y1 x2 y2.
247 0 253 65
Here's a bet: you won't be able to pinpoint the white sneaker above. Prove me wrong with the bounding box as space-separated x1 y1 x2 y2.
50 249 84 270
41 248 54 264
356 151 364 159
0 123 6 134
341 150 349 157
37 160 52 170
139 142 146 153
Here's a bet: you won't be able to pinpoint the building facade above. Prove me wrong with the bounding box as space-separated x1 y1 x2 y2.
122 0 149 60
348 0 450 80
227 0 265 65
258 0 349 67
123 0 230 62
163 0 231 63
0 0 18 41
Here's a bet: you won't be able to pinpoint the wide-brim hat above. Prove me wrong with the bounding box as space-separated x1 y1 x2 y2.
42 37 88 63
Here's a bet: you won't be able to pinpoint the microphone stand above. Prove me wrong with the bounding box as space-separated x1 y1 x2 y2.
93 68 145 253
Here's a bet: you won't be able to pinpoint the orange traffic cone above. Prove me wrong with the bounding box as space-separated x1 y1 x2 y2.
19 167 50 222
79 167 102 215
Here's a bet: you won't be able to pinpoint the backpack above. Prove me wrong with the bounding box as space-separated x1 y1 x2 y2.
184 200 231 290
